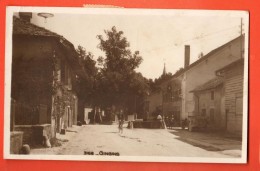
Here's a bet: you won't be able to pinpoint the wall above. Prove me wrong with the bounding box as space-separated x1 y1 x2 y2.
13 36 80 132
12 36 55 125
194 85 226 130
14 125 33 145
14 124 52 145
224 63 244 136
181 37 243 119
10 131 23 154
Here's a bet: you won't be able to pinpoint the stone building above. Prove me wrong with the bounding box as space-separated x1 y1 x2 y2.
11 13 87 147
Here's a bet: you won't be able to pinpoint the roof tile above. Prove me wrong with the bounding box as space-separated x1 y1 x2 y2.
13 16 61 38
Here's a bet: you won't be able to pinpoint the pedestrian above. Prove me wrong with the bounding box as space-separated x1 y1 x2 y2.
157 114 164 129
157 114 162 120
182 118 189 130
118 110 124 134
170 115 175 129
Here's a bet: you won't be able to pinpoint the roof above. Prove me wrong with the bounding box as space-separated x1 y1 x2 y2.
216 58 244 74
13 16 61 38
183 35 244 74
160 35 244 85
13 16 88 79
190 77 223 92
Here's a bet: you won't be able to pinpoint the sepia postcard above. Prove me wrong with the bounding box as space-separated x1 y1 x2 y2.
4 6 249 163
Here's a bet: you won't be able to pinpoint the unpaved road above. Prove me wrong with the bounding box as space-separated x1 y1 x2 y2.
42 124 239 157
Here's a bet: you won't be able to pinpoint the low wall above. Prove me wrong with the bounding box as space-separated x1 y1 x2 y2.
132 120 166 129
14 125 32 145
10 131 23 154
14 124 52 145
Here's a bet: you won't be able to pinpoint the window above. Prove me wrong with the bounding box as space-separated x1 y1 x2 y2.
211 91 214 100
235 97 243 115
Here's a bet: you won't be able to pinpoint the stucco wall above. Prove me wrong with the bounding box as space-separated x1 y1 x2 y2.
195 85 226 130
181 37 243 119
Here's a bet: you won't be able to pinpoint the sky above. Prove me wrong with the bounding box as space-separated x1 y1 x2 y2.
18 9 246 80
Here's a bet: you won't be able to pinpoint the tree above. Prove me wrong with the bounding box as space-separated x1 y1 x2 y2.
76 45 97 78
75 45 98 121
97 26 142 73
75 45 98 94
96 26 149 117
149 72 173 93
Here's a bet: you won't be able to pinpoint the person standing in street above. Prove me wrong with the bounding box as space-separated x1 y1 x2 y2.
157 114 162 120
118 110 124 134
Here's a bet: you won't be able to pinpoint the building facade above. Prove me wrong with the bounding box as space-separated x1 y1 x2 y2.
146 35 244 130
190 77 225 130
160 78 182 126
11 13 87 145
179 35 244 120
216 59 245 136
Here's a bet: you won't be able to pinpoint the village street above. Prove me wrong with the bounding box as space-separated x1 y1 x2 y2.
31 124 241 158
9 11 247 162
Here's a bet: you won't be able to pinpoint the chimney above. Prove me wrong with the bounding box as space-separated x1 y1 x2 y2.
19 12 32 22
184 45 190 68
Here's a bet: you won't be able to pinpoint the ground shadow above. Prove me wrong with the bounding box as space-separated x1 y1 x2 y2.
168 129 241 152
104 131 118 134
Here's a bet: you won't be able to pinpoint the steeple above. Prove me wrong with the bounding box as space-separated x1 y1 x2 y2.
162 62 166 76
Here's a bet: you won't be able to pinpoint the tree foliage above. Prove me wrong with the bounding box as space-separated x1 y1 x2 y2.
96 26 149 113
75 45 98 102
148 72 173 93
